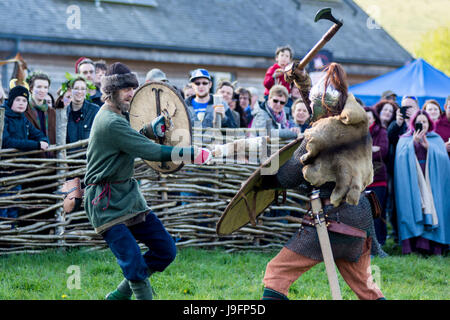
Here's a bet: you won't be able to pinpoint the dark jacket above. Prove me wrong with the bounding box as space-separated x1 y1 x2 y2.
435 113 450 156
2 105 49 151
387 120 407 175
88 87 103 107
185 95 238 128
66 100 100 144
369 122 389 183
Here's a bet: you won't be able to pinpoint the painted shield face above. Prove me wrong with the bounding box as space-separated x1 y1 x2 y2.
309 75 340 122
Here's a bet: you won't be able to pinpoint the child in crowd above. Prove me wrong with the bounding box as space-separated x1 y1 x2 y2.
263 45 294 97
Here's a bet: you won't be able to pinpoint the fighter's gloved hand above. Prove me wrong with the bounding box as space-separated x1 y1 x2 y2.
139 115 166 140
192 146 212 165
284 62 311 92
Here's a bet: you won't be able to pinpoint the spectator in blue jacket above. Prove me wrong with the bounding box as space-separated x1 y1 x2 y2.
1 85 49 225
66 76 100 146
185 68 238 129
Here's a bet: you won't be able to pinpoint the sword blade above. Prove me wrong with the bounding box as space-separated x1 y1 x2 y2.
315 220 342 300
311 190 342 300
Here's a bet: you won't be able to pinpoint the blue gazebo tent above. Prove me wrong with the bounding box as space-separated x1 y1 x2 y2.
349 58 450 109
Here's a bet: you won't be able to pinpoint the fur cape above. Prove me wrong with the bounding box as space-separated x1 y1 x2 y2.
299 94 373 207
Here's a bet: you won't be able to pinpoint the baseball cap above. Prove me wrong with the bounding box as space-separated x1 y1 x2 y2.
189 69 211 82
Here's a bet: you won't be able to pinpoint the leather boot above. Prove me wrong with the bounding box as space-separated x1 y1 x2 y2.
262 287 289 300
129 278 153 300
105 278 132 300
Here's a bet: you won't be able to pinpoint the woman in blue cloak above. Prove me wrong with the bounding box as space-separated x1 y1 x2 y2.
394 110 449 255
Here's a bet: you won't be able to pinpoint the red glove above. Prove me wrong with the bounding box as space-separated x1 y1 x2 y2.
194 147 212 165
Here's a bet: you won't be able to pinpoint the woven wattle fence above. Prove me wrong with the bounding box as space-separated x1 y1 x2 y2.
0 127 309 255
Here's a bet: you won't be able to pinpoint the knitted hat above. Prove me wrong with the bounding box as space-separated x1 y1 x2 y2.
101 62 139 97
7 85 29 108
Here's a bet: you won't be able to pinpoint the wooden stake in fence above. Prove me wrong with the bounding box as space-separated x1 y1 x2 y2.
0 107 5 150
55 108 68 240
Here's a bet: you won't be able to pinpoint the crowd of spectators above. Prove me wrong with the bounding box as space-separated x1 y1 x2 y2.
1 47 449 256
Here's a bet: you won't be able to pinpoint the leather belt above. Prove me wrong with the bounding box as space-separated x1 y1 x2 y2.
302 215 366 239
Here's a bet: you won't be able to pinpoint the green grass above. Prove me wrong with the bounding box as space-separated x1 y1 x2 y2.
0 240 448 300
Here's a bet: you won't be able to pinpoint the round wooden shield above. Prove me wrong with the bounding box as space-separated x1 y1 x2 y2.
216 137 303 235
129 81 192 173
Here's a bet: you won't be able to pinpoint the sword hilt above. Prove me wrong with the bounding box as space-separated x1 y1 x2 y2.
310 189 325 224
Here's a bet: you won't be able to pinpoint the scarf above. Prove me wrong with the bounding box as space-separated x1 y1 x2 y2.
414 155 438 228
30 96 49 133
269 106 290 129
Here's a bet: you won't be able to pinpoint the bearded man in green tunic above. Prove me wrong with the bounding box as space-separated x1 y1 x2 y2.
84 62 210 300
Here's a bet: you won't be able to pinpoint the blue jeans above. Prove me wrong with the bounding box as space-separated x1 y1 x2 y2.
102 211 176 281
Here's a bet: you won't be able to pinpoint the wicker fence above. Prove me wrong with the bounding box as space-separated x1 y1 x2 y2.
0 126 309 255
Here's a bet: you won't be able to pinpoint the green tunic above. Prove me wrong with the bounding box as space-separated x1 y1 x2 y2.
84 107 191 234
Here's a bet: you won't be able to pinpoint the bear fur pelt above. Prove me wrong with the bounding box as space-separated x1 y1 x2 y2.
299 94 373 207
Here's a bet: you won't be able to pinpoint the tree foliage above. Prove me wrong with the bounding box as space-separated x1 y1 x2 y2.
414 26 450 76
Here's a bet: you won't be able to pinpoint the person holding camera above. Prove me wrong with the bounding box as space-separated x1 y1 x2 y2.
388 96 419 145
394 110 449 255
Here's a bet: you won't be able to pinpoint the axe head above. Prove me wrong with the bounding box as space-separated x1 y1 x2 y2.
315 7 343 26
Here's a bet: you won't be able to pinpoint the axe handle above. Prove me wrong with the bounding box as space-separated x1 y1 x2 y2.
297 23 342 71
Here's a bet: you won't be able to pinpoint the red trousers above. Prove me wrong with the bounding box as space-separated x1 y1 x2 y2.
263 238 384 300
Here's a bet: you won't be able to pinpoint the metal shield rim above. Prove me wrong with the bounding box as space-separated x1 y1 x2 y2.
130 81 192 174
216 137 303 235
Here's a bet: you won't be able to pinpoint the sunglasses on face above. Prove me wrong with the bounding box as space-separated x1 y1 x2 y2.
194 81 210 86
272 98 286 105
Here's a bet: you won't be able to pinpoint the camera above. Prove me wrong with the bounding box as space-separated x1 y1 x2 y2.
400 106 410 118
415 122 423 132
